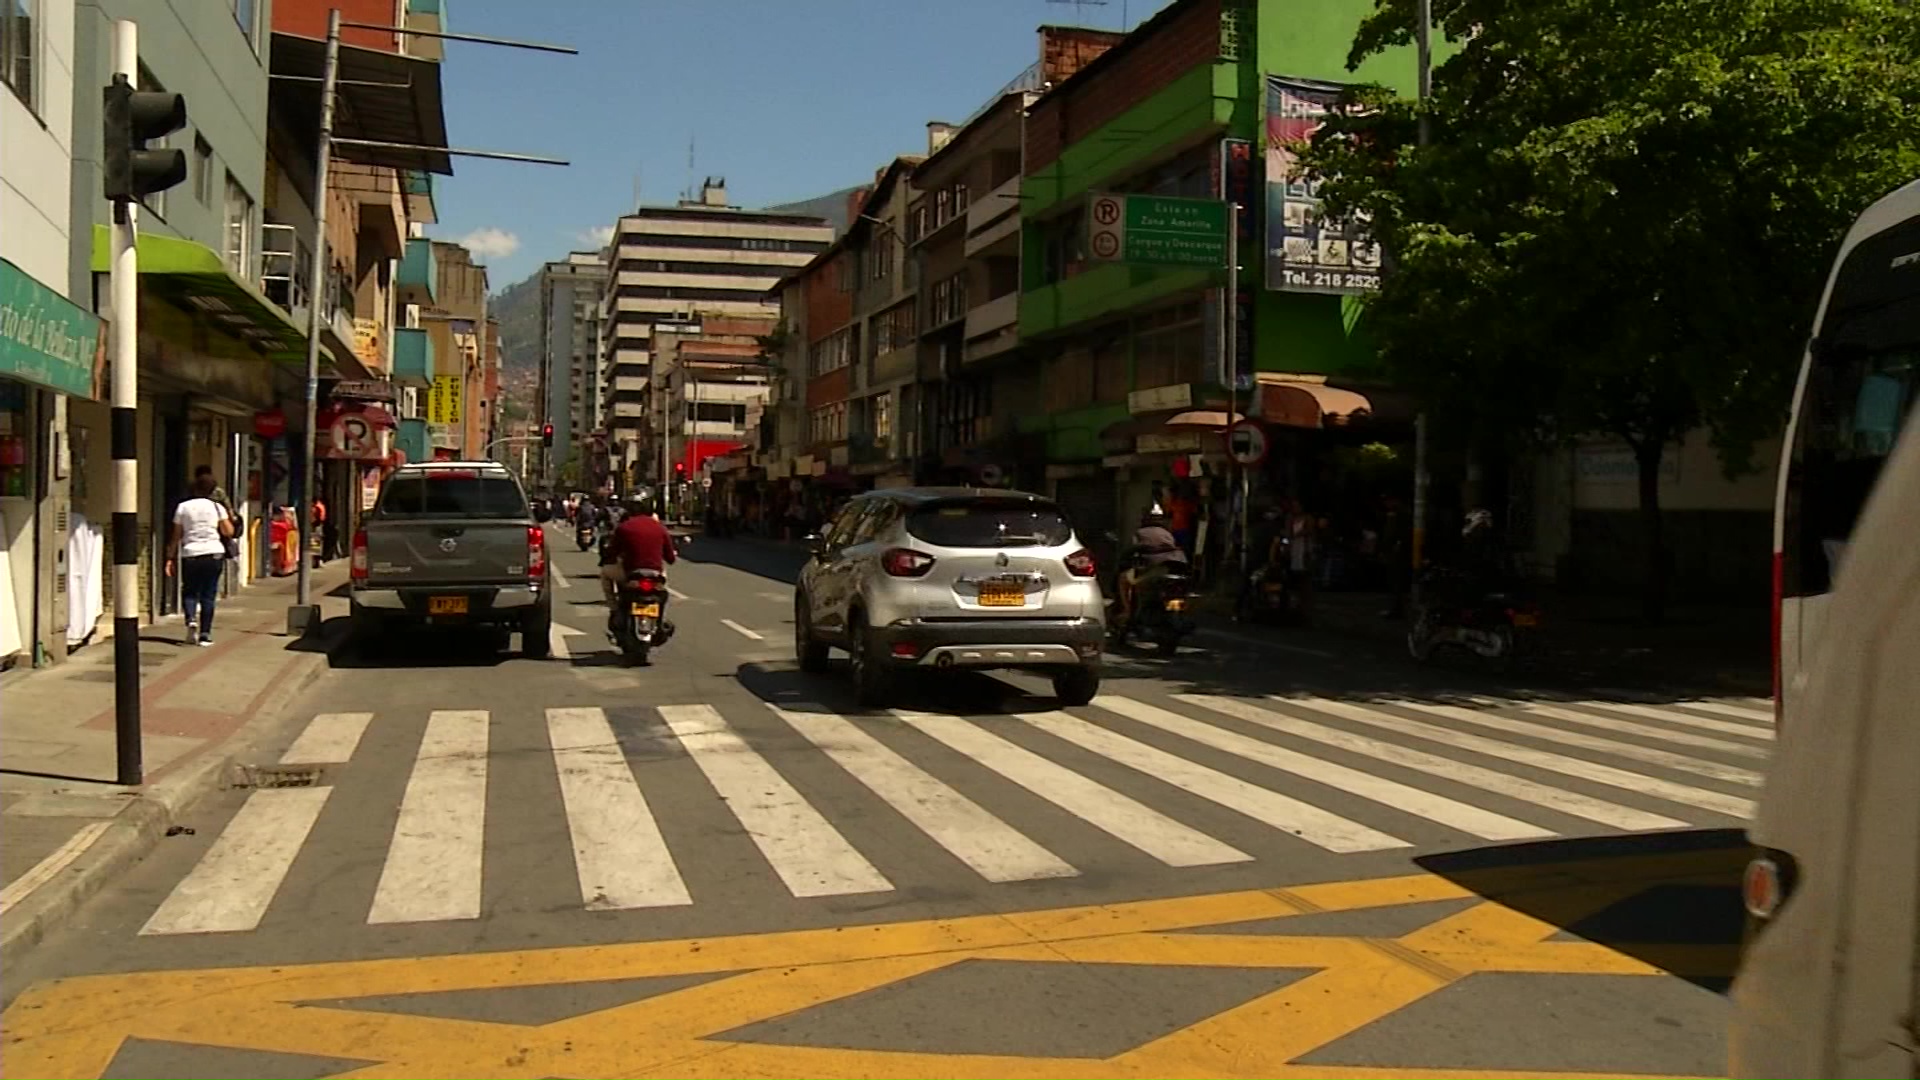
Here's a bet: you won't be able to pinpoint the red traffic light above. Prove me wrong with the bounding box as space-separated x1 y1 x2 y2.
540 423 554 447
674 462 686 475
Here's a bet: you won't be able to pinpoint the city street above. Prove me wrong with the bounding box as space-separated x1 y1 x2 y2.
0 532 1762 1080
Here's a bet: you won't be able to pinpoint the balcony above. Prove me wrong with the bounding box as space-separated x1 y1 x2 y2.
404 0 444 61
402 171 436 225
393 327 434 385
965 176 1021 257
336 165 405 255
397 237 437 304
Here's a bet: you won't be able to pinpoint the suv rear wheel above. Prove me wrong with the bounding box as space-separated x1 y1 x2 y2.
1052 666 1099 707
847 613 892 708
794 593 830 673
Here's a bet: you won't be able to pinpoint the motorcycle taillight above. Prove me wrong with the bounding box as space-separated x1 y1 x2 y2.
634 577 657 593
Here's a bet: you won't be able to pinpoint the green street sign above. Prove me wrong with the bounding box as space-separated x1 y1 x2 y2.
0 258 102 398
1087 193 1229 268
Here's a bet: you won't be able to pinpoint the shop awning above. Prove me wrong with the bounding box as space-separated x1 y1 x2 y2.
90 227 317 364
1098 409 1243 442
269 33 454 176
1255 376 1374 429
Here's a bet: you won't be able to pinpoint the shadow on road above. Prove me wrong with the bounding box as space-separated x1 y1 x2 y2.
1416 829 1749 993
681 537 807 587
316 619 513 670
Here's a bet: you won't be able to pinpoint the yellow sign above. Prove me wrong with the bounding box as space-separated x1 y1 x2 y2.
426 373 463 426
0 852 1738 1079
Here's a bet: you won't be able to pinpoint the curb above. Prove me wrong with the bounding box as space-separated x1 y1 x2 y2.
0 621 344 970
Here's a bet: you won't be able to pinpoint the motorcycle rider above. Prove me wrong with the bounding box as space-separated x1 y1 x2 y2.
1235 504 1289 620
601 488 678 638
1117 505 1188 625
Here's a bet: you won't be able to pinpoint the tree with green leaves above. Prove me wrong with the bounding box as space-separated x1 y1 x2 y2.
1305 0 1920 619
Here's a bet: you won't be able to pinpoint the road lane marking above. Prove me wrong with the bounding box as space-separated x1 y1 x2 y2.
758 591 788 602
547 708 691 910
667 586 689 600
720 619 764 641
551 564 570 589
1013 708 1409 853
140 788 331 935
0 821 112 916
894 711 1252 867
1094 695 1554 842
660 704 891 898
279 712 373 766
772 704 1078 883
550 621 587 660
1396 700 1764 786
1175 693 1687 832
1513 701 1770 758
1282 697 1755 819
368 710 490 924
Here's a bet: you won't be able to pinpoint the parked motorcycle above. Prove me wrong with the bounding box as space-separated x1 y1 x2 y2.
1406 570 1540 670
611 568 675 664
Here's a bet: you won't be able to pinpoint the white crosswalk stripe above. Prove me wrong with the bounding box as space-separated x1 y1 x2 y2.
137 687 1772 936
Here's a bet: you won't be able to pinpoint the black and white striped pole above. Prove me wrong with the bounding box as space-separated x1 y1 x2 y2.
103 17 187 785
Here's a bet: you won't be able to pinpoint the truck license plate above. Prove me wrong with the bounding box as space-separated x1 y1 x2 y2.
632 602 660 618
978 582 1024 607
429 596 468 615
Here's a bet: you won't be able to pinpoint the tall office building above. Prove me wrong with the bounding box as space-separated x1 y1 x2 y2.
537 251 608 473
599 178 831 483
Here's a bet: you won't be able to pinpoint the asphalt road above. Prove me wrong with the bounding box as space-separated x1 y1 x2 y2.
0 530 1763 1079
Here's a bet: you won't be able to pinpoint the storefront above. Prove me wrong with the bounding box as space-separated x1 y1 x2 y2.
0 257 106 667
317 389 398 559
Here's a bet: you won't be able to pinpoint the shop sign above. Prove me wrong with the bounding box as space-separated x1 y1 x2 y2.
1138 431 1202 455
254 408 288 439
0 258 104 398
1128 383 1194 415
333 379 397 402
427 374 463 426
351 319 381 369
1087 194 1229 268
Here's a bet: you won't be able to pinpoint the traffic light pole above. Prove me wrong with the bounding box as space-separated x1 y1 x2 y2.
108 19 143 786
289 8 343 632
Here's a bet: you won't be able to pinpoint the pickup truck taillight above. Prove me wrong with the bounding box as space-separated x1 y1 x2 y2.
527 525 547 579
350 529 369 581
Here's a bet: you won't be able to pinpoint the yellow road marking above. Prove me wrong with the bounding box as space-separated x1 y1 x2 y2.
1 850 1738 1080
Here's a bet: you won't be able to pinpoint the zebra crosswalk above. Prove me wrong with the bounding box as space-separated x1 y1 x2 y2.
136 689 1773 937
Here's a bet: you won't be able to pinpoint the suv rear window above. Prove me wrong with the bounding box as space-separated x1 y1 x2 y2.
376 473 528 519
905 498 1073 548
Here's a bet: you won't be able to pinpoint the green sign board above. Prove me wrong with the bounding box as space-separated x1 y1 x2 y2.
0 258 101 398
1087 193 1229 268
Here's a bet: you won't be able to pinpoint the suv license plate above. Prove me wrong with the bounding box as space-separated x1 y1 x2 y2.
632 602 660 617
428 596 468 615
978 583 1024 607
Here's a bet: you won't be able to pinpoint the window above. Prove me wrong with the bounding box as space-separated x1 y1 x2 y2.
223 173 253 275
935 189 952 227
1 0 33 110
192 136 213 205
232 0 256 45
905 497 1072 549
929 273 968 326
810 327 853 376
867 237 894 282
375 473 528 519
873 392 893 442
1040 208 1087 286
809 401 847 444
613 232 829 254
835 254 855 293
908 200 929 243
692 401 746 426
872 301 914 355
1131 301 1206 389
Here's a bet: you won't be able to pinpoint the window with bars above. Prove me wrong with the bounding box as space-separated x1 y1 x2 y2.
1 0 33 111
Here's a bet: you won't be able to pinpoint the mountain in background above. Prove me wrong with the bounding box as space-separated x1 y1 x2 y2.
487 183 864 421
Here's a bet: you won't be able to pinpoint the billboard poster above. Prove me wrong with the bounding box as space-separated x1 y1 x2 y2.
427 374 463 426
1263 75 1384 295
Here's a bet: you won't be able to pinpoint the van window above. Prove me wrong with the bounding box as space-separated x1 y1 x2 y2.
376 473 528 520
906 498 1073 548
1785 347 1919 594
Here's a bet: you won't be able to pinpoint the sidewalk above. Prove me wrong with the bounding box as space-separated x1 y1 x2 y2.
1205 587 1772 695
0 563 352 965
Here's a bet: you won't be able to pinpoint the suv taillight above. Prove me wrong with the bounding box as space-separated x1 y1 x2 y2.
527 525 547 580
882 548 935 577
350 529 369 580
1064 549 1096 577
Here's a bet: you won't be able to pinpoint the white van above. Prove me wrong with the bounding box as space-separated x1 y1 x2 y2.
1730 180 1919 1078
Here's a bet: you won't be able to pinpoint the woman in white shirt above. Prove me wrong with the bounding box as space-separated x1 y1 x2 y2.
165 473 234 646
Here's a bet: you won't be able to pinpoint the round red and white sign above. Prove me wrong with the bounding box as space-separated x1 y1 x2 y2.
1228 421 1269 466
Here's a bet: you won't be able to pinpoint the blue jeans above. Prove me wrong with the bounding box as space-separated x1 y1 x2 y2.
180 555 223 637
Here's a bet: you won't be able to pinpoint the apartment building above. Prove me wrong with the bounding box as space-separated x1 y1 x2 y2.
842 155 922 489
537 251 607 473
650 314 777 510
598 178 831 486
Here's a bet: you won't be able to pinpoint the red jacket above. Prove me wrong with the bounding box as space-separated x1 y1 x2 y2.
609 513 677 574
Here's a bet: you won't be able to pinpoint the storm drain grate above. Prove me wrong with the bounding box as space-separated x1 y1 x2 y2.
229 764 329 790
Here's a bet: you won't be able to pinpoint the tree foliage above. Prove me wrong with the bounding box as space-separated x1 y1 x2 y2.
1307 0 1920 472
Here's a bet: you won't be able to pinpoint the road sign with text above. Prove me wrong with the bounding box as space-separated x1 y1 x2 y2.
1086 193 1229 268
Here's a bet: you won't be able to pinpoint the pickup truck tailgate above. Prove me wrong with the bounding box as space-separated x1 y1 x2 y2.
365 520 531 585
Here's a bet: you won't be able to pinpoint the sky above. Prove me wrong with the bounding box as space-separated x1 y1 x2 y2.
429 0 1177 289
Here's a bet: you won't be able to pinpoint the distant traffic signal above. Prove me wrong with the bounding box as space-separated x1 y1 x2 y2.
673 462 686 478
103 74 186 203
541 423 554 447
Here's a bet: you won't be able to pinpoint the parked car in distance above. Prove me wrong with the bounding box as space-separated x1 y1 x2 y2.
794 487 1106 707
349 461 554 658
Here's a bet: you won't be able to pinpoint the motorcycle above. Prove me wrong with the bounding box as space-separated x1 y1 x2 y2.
1236 548 1306 626
1108 557 1197 656
611 568 675 664
576 521 597 552
1406 569 1541 670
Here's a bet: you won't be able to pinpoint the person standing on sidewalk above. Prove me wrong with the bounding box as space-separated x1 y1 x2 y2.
165 472 234 646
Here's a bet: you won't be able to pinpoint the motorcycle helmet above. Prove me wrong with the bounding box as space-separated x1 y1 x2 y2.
625 487 658 516
1463 508 1494 536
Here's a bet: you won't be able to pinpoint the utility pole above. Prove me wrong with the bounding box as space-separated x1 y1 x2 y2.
283 8 574 633
1224 201 1247 570
1411 0 1433 570
103 18 187 786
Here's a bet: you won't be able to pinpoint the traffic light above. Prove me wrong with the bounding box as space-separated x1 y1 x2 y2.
674 462 687 480
541 423 554 447
102 74 187 203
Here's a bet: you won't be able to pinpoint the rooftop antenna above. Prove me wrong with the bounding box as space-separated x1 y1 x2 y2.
685 134 696 202
1043 0 1111 26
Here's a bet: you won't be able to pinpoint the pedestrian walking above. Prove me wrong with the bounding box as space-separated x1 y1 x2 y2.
166 471 234 646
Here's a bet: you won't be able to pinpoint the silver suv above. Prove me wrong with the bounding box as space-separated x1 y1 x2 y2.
794 488 1105 707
